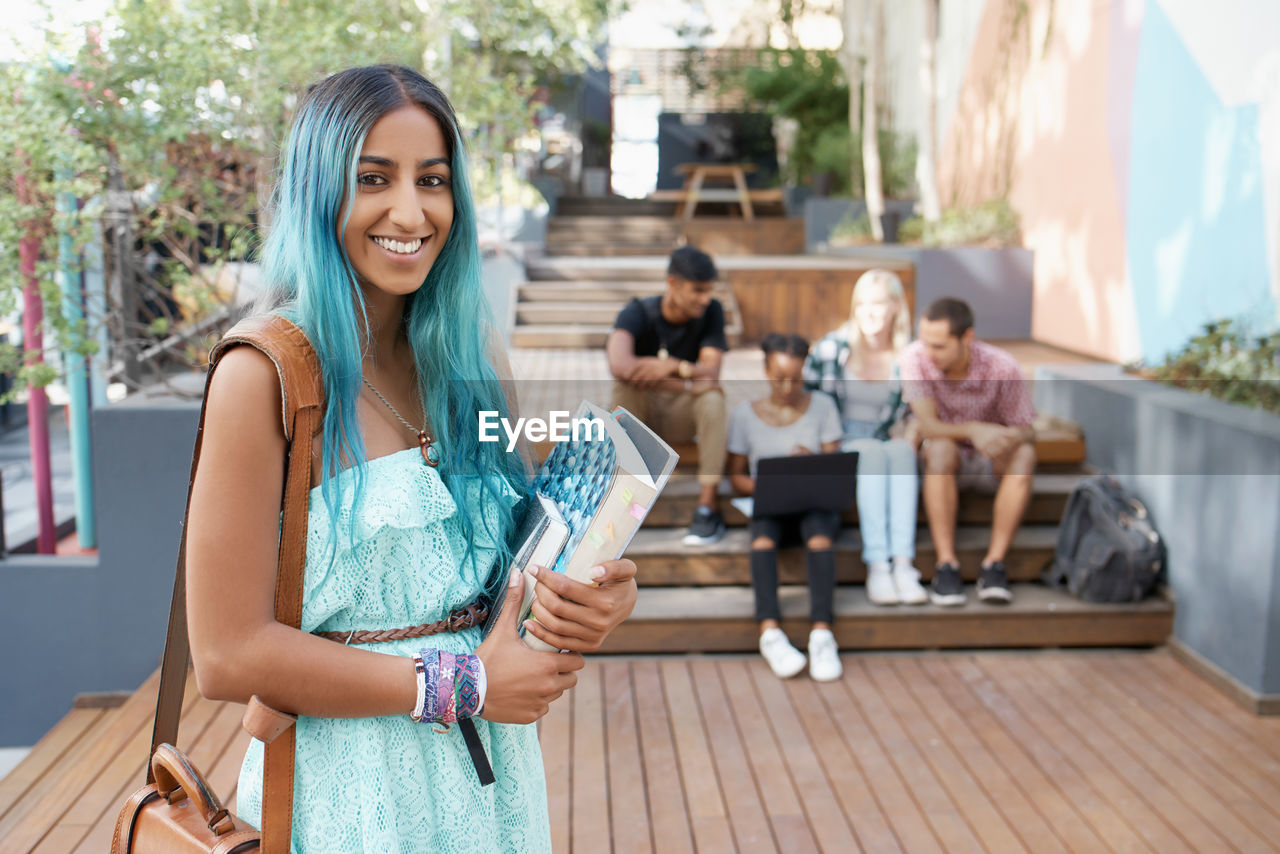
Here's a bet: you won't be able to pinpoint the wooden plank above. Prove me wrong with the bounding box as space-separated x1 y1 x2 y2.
214 729 253 815
861 658 1028 853
539 675 573 854
603 584 1173 654
644 473 1076 529
994 656 1209 853
890 658 1069 854
630 660 694 854
0 669 163 849
1051 656 1280 846
600 661 653 854
658 661 734 852
917 657 1109 854
28 824 90 854
821 668 944 854
0 709 103 823
1060 655 1280 844
1127 653 1280 768
747 663 859 852
570 663 610 853
954 657 1156 853
846 659 987 854
67 695 241 854
623 526 1061 586
716 659 819 852
687 659 777 853
784 676 901 853
1114 656 1280 798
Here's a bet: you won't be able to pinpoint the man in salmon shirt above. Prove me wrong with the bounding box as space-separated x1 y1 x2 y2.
898 298 1037 607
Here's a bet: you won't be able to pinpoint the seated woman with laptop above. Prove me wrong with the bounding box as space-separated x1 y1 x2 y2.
726 333 846 681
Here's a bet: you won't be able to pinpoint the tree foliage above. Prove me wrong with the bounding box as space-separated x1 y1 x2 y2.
0 0 611 393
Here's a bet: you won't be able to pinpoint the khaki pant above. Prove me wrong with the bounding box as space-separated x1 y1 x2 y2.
611 381 727 487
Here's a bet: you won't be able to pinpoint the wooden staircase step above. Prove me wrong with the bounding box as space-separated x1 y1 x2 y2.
525 258 668 282
511 324 616 348
513 323 744 349
545 243 680 257
516 303 629 325
600 584 1174 653
646 473 1078 528
517 281 667 301
623 525 1060 586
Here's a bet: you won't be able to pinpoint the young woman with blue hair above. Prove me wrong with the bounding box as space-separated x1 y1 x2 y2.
182 65 637 852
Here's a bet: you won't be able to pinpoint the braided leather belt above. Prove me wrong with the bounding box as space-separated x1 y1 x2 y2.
313 600 489 645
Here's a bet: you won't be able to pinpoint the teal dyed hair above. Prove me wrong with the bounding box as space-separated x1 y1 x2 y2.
259 65 527 599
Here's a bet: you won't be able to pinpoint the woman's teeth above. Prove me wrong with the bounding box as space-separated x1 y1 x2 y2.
373 237 423 254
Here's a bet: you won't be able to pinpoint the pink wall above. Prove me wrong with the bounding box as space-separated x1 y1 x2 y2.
937 0 1141 361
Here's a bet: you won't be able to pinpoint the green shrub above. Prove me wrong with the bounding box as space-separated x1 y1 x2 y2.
898 198 1020 246
1137 319 1280 415
829 210 873 244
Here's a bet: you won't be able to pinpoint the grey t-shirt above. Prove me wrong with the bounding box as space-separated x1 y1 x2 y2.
727 393 843 477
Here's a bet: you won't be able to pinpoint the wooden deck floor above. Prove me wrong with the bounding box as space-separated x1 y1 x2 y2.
3 649 1278 853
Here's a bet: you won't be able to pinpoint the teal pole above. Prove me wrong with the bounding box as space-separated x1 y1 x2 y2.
58 187 95 548
83 224 109 409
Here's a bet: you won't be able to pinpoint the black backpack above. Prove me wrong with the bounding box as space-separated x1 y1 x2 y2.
1045 476 1165 602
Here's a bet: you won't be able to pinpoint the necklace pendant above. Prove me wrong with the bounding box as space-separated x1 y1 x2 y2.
418 432 440 467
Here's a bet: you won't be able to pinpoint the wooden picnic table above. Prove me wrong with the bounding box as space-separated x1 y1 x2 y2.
650 163 783 222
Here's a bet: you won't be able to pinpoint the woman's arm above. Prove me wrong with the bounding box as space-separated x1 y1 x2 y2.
727 451 754 495
185 346 580 723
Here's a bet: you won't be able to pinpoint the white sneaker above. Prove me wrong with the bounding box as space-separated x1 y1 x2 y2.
892 559 929 605
866 562 899 605
759 628 807 679
808 628 843 682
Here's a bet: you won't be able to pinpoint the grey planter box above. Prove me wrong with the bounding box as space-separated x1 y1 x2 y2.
1036 363 1280 713
818 241 1034 340
804 197 918 252
1 383 202 746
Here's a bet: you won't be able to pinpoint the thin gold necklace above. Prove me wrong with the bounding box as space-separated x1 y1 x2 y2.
362 377 440 467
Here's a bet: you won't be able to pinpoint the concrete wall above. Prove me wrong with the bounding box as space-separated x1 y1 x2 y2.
1036 363 1280 702
1 392 200 746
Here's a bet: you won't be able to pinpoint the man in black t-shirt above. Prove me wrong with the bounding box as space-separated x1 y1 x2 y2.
607 246 729 545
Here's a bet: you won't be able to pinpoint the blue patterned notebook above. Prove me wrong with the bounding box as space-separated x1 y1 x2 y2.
522 401 678 651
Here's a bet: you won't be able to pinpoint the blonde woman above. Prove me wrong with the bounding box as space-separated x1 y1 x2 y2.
804 269 927 606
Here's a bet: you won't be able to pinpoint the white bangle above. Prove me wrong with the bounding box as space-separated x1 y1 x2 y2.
410 651 427 721
475 656 488 715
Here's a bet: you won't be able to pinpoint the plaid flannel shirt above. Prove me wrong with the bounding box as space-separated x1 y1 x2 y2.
802 325 906 440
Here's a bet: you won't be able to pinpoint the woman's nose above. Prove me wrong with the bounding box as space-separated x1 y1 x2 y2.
388 182 426 229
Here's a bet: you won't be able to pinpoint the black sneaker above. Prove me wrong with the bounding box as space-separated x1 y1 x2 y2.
977 561 1013 604
929 562 966 607
682 507 726 546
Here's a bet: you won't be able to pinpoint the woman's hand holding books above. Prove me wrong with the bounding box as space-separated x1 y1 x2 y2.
476 569 585 724
523 559 639 653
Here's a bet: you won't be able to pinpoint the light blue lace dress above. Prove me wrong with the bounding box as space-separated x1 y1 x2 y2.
236 449 551 853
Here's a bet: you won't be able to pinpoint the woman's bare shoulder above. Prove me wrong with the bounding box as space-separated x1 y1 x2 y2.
204 344 288 452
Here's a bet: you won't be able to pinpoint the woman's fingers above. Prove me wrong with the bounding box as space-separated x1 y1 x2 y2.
530 589 606 636
524 618 600 653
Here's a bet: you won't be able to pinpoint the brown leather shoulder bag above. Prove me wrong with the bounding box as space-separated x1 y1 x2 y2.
112 314 322 854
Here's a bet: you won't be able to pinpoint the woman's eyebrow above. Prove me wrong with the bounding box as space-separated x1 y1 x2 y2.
358 155 450 169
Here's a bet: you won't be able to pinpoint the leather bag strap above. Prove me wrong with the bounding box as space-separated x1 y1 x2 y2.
149 315 323 854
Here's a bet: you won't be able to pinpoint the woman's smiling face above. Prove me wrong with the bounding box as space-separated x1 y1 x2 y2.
341 105 455 301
